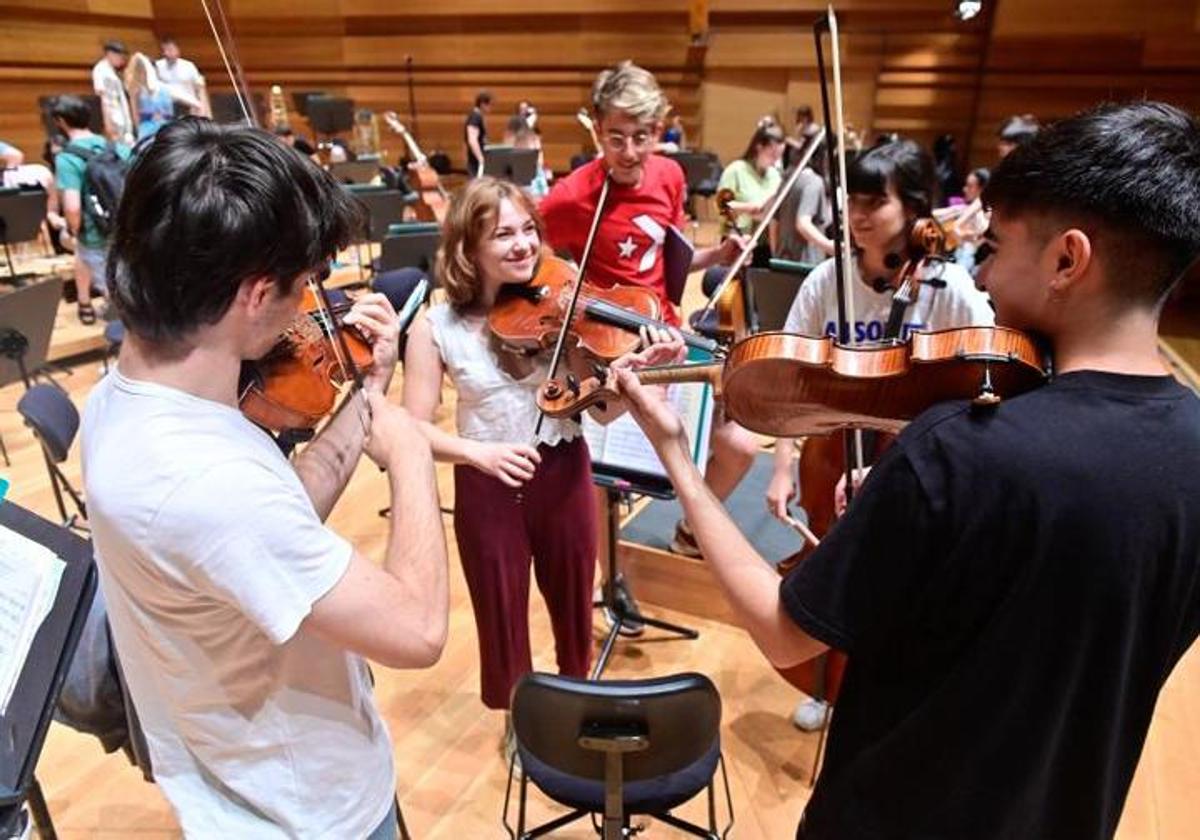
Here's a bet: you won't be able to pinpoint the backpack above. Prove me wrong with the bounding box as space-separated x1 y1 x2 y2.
63 141 130 238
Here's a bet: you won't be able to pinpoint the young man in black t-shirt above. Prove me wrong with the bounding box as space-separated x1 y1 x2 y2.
464 89 492 178
613 101 1200 839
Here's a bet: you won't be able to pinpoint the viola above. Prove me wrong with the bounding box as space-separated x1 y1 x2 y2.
488 254 719 365
711 188 750 341
239 286 374 434
535 325 1049 435
383 111 449 223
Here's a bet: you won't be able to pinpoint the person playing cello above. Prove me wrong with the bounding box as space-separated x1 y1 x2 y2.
615 101 1200 840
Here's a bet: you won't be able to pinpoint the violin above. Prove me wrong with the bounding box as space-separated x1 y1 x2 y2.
239 285 374 434
710 188 750 341
488 254 719 365
383 111 449 223
535 325 1048 435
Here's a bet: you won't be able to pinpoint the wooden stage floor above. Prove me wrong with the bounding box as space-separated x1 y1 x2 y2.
3 338 1197 838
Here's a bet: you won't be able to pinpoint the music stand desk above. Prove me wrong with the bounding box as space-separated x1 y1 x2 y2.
0 502 97 836
482 146 539 186
0 187 49 286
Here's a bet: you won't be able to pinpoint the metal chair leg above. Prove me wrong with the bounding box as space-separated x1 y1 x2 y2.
27 776 56 840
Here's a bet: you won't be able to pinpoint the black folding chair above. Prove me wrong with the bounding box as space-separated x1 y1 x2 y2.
17 383 86 529
504 672 733 840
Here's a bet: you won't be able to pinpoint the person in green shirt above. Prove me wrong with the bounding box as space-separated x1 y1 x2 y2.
717 122 785 238
51 95 132 324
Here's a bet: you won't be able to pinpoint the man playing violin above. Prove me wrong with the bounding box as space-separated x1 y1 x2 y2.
539 60 760 573
81 118 448 839
614 101 1200 839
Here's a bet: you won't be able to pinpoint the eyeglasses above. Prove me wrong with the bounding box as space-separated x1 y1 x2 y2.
603 131 655 152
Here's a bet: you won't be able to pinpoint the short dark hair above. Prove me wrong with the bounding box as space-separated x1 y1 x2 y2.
997 114 1039 147
475 90 493 107
847 138 935 218
108 118 366 344
103 39 128 55
159 35 177 46
969 167 991 188
51 95 92 130
985 101 1200 307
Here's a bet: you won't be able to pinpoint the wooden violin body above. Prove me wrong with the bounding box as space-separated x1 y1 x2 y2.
239 287 374 433
537 326 1049 436
488 254 718 364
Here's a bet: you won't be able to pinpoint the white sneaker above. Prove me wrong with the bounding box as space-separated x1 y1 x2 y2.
791 697 830 732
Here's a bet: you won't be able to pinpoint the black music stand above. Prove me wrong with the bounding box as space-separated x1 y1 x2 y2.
0 186 49 286
483 146 539 187
209 91 266 126
306 96 355 142
0 502 98 840
0 277 64 392
590 471 698 680
291 90 327 117
348 187 409 242
379 230 439 277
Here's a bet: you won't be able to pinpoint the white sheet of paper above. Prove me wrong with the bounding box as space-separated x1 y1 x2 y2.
0 525 66 716
583 379 714 479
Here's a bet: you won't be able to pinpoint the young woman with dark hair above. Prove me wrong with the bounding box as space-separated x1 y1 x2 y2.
764 137 994 731
717 122 787 237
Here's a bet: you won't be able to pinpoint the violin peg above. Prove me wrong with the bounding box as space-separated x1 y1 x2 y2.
566 373 581 396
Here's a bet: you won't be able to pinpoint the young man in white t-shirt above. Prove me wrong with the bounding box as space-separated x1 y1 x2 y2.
765 139 993 732
91 40 133 144
154 36 209 117
82 118 448 839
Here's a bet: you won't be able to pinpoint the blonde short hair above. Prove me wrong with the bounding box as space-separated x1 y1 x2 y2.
591 61 669 124
437 176 543 311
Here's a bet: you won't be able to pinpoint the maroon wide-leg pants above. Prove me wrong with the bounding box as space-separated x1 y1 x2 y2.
453 436 597 709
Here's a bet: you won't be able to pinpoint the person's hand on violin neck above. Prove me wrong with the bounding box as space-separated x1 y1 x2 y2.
362 391 426 470
467 441 542 488
340 291 400 393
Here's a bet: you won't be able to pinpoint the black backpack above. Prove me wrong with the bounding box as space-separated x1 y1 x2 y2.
63 141 130 238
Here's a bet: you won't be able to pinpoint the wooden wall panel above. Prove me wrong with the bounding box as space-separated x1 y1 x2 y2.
0 4 154 159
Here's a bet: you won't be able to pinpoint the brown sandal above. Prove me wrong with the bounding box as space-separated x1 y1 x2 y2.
78 302 97 325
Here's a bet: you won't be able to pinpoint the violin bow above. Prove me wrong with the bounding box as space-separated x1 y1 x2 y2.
531 174 612 439
815 6 868 503
695 131 824 325
201 0 371 425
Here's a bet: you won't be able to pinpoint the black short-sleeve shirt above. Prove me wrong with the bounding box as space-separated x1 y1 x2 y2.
464 108 487 176
781 371 1200 839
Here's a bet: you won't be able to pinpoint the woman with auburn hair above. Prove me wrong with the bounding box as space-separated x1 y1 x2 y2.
402 176 680 762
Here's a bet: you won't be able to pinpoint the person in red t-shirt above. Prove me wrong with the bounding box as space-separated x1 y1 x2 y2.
540 61 759 578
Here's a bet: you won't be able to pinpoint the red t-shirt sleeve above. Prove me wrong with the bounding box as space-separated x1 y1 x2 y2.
669 163 688 230
540 174 582 259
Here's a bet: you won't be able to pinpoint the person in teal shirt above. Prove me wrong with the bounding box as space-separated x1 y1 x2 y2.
51 95 132 324
717 122 785 238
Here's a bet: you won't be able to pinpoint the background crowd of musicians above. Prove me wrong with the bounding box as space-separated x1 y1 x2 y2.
14 38 1197 839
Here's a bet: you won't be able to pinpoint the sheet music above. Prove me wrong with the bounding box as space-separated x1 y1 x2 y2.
0 524 66 715
583 378 714 479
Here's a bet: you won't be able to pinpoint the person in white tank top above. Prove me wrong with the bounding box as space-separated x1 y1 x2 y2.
403 177 681 761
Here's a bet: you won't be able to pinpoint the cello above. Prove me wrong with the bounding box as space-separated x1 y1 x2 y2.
383 111 449 223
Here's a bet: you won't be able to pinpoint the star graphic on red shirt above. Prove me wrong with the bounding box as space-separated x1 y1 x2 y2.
616 235 637 259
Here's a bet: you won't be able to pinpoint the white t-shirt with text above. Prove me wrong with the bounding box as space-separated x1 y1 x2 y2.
81 370 394 839
783 256 994 342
